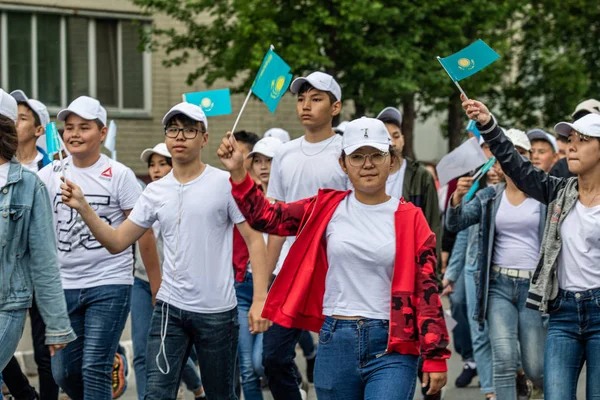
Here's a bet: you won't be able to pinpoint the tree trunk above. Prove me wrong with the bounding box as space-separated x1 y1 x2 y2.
447 92 463 152
402 94 416 159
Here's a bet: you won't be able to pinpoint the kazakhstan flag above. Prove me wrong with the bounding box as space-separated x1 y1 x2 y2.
45 122 61 156
183 88 232 117
438 39 500 82
251 49 293 113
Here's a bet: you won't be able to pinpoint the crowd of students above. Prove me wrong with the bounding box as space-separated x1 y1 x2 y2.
0 70 598 400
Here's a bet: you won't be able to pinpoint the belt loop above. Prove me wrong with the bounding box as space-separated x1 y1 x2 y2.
330 318 338 332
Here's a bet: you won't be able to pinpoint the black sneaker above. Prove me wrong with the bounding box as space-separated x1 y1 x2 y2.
455 364 478 388
516 373 533 400
306 356 316 383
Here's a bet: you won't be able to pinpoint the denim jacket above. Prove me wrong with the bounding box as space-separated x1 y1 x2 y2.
444 224 480 284
477 115 579 313
0 159 75 345
446 183 547 326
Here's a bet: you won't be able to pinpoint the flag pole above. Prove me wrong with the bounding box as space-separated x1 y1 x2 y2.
437 56 469 100
231 88 252 134
230 44 276 133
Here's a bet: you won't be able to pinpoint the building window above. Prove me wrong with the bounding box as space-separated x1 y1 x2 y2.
0 9 151 115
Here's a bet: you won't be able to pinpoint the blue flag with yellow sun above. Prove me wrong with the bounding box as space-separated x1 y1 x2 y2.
438 39 500 82
251 49 293 113
183 89 232 117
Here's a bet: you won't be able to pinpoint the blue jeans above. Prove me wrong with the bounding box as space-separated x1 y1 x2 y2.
51 285 131 400
487 273 546 400
235 274 264 400
544 288 600 400
145 301 239 400
131 278 202 400
465 266 494 394
449 267 474 361
0 309 27 370
314 317 418 400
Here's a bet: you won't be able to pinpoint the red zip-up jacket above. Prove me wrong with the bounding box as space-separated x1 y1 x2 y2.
231 173 450 372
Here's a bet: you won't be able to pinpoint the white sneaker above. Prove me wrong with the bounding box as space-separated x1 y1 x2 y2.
300 388 307 400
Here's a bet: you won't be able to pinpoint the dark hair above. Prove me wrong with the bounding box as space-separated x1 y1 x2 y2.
147 154 173 169
0 116 18 161
94 119 105 130
234 130 260 147
573 110 590 122
165 114 206 133
556 135 568 143
17 101 42 127
298 82 338 105
379 117 402 131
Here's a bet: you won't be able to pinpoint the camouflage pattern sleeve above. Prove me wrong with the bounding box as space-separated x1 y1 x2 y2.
230 173 314 237
415 232 451 372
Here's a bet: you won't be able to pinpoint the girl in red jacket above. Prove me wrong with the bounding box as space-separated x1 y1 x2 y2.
218 117 450 399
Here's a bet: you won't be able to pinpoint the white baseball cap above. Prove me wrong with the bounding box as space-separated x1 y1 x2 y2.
342 117 392 155
162 102 208 130
290 72 342 101
554 113 600 138
526 129 558 153
140 143 171 163
263 127 290 143
58 96 107 126
376 107 403 127
0 88 18 122
571 99 600 119
247 137 284 159
10 90 50 128
333 120 350 135
505 128 531 152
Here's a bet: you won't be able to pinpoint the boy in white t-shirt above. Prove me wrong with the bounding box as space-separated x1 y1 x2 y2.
59 103 270 399
38 96 161 400
10 90 51 172
263 72 349 400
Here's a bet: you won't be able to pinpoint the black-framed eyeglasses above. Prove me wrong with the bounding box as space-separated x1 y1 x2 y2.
164 126 203 139
347 152 389 167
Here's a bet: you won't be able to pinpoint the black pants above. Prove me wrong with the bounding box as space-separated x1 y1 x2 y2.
2 357 37 400
30 298 59 400
2 299 59 400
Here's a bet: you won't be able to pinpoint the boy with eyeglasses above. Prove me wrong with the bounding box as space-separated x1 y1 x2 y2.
58 102 270 399
37 96 161 400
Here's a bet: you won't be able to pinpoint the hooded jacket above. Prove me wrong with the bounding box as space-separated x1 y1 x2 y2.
231 173 450 372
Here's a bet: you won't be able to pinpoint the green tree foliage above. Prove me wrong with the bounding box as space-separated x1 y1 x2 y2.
500 1 600 129
132 0 597 155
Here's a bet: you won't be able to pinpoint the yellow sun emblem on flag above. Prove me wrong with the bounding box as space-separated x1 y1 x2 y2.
200 97 214 112
458 58 475 70
270 76 286 99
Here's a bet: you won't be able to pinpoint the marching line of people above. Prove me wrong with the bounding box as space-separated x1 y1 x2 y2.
1 70 599 400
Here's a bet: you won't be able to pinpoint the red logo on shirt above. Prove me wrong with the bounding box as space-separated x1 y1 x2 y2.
101 167 113 178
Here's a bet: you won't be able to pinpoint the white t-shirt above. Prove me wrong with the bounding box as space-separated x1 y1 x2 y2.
558 201 600 291
492 192 541 270
386 158 407 199
21 151 44 173
129 165 245 313
267 135 349 274
0 162 10 188
323 194 399 320
38 155 141 289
